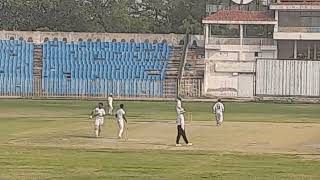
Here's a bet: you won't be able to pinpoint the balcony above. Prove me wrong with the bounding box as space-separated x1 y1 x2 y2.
207 37 275 45
206 37 276 50
208 38 240 45
274 27 320 40
243 38 275 46
278 27 320 33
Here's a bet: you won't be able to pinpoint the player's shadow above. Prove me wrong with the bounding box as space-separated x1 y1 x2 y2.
68 135 118 139
136 142 170 146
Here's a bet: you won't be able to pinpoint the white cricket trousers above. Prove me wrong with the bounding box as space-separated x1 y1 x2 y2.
117 119 124 138
216 112 223 124
109 104 113 115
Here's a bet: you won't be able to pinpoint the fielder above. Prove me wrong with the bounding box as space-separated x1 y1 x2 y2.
213 98 225 126
115 104 127 139
175 97 192 147
89 102 106 138
108 93 113 115
177 95 182 109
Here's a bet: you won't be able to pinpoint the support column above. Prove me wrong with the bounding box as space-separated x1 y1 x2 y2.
294 40 297 59
205 24 209 45
307 43 311 59
274 10 279 33
239 24 243 61
314 43 317 60
274 40 278 58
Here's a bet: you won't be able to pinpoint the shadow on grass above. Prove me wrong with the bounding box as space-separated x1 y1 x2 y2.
67 135 119 140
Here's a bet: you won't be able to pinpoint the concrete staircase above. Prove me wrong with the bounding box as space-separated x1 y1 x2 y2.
179 47 205 97
182 48 205 79
163 47 183 97
165 47 183 79
33 44 43 96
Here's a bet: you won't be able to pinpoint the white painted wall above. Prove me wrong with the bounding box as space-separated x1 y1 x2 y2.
204 44 277 98
238 74 254 97
207 51 239 61
256 59 320 96
204 71 239 97
274 32 320 40
0 31 205 47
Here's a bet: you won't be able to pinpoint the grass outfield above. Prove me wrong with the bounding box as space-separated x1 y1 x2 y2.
0 99 320 179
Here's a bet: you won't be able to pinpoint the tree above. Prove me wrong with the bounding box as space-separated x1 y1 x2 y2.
0 0 207 34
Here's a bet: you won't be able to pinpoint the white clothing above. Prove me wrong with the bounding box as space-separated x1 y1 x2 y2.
117 119 124 137
94 107 106 126
215 112 223 123
95 119 104 126
108 96 113 106
116 108 126 137
213 102 224 124
177 99 182 109
213 102 224 114
108 97 113 114
116 108 126 121
176 106 185 129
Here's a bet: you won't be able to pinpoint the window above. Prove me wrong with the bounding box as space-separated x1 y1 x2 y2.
254 52 262 57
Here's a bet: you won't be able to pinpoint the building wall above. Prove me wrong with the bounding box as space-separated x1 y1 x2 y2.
279 11 320 27
0 31 205 47
256 59 320 97
204 45 276 98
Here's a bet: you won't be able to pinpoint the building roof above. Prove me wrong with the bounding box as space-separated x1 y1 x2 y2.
203 10 275 22
275 0 320 5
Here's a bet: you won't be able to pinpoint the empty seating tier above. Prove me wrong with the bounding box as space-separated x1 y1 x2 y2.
42 41 171 96
0 40 34 95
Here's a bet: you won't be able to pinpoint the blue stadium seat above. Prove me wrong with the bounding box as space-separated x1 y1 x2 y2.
40 40 171 96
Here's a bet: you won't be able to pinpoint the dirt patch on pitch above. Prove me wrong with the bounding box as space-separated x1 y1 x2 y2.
6 120 320 157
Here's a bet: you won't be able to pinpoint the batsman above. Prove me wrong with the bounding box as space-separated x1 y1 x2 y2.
89 102 106 138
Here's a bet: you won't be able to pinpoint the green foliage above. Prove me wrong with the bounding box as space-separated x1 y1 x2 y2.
0 0 207 34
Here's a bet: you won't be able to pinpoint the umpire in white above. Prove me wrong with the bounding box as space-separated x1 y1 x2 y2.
175 96 192 147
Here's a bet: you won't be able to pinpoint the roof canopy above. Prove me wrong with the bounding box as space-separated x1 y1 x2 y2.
202 10 277 25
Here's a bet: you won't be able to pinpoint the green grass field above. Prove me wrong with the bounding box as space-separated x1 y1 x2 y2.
0 99 320 180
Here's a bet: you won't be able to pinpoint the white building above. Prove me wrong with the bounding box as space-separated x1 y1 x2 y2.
202 0 320 98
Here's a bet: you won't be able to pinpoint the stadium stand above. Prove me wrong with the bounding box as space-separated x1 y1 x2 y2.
42 41 171 97
0 40 34 95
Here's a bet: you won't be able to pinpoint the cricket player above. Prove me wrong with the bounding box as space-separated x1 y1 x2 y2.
176 97 192 147
89 102 106 138
115 104 127 139
177 95 182 109
108 93 113 115
213 98 225 126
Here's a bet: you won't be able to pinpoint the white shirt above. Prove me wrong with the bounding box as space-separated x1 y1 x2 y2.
94 107 106 120
176 106 185 116
116 108 126 121
108 97 113 106
176 99 181 109
176 106 185 126
213 102 224 114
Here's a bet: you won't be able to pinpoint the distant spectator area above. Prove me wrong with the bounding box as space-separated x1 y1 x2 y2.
0 40 34 94
42 41 171 96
